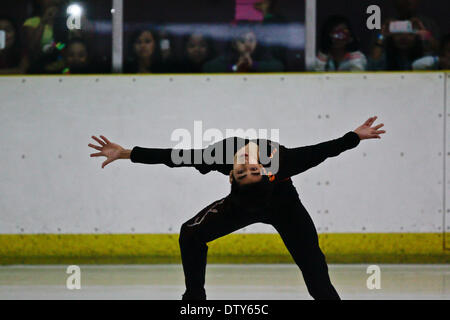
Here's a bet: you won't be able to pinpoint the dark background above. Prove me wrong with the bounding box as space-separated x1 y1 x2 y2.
317 0 450 55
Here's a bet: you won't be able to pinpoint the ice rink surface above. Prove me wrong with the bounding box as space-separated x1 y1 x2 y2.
0 264 449 300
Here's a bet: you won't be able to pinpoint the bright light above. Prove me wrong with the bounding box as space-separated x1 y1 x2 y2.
67 4 82 16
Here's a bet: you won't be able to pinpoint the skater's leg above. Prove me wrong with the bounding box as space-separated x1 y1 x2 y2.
179 196 258 300
270 197 340 300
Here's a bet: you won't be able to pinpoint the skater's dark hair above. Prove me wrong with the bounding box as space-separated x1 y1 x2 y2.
230 173 274 211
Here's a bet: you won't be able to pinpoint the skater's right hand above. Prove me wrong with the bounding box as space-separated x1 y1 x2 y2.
353 116 386 140
88 135 125 168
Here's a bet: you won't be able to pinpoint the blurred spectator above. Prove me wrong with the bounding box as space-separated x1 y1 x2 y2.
52 1 96 46
176 32 216 73
24 0 73 73
0 16 29 74
29 37 96 74
22 1 107 74
61 37 96 74
51 2 109 73
124 29 169 73
254 0 288 70
23 0 61 59
314 15 367 72
412 34 450 70
203 24 283 73
369 19 424 71
392 0 440 54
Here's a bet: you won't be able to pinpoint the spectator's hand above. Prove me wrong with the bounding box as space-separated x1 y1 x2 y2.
243 53 253 68
88 135 125 168
41 6 58 25
354 116 386 140
410 17 433 41
410 17 426 30
380 19 393 37
237 53 253 71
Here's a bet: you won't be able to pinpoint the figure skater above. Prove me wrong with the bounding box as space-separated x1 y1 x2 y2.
88 116 386 300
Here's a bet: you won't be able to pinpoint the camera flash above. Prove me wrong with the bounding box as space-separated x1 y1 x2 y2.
67 4 82 16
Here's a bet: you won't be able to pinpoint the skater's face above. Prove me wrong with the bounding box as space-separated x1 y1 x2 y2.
231 143 263 185
231 163 263 185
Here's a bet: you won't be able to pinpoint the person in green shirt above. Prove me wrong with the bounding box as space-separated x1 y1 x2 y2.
23 0 62 57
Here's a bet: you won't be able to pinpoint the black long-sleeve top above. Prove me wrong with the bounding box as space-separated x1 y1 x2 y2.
130 131 361 183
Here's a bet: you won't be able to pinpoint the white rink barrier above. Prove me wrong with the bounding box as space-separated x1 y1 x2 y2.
0 72 448 235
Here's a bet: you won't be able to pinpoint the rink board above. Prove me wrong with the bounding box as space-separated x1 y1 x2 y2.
0 72 448 263
446 73 450 250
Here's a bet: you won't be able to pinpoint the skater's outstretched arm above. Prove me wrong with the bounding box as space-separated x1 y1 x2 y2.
280 116 386 179
127 146 215 174
88 135 230 174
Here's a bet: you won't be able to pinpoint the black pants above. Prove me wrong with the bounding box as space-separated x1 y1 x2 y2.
178 181 340 300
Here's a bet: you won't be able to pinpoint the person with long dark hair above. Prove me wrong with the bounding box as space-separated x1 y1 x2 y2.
203 23 283 73
88 116 386 300
176 32 216 73
124 29 167 74
314 15 367 71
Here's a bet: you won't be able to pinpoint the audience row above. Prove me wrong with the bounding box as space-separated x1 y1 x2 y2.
0 0 448 74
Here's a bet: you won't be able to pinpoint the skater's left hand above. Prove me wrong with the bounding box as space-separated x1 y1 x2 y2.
88 135 126 168
354 116 386 140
